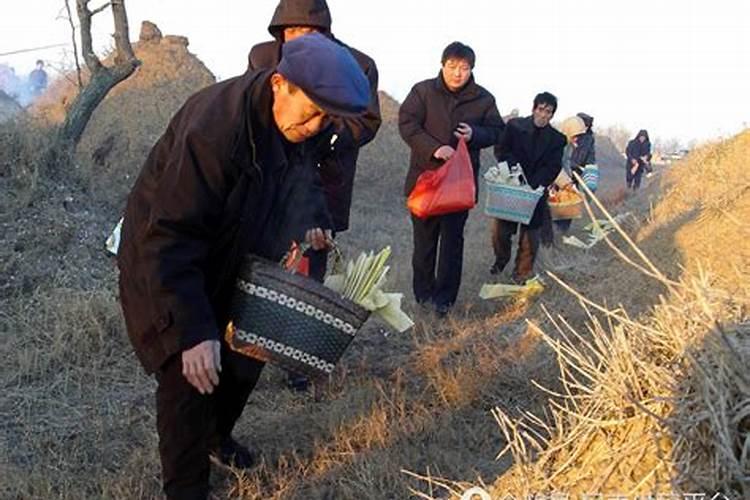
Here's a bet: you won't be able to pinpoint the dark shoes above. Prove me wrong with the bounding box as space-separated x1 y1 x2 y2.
434 303 451 318
416 299 451 318
209 436 256 470
490 260 505 275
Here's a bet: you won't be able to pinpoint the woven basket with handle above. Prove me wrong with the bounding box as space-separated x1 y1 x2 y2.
483 179 543 225
549 199 584 220
226 255 370 379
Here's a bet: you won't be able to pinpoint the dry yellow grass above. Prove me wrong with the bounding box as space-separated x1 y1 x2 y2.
409 130 750 499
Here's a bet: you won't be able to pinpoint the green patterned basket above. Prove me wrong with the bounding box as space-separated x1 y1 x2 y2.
226 256 370 379
483 181 543 225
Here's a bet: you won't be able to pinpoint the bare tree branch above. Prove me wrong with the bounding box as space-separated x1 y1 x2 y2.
63 0 84 89
76 0 103 72
47 59 81 88
110 0 136 63
90 2 111 16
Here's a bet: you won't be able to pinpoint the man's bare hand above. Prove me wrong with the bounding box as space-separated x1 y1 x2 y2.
433 145 455 161
305 228 333 251
453 122 473 142
182 339 221 394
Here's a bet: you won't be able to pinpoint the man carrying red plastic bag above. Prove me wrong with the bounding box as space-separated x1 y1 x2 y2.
406 137 475 218
399 41 504 316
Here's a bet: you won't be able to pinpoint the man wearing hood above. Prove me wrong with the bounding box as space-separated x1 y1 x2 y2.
248 0 381 279
399 41 504 316
248 0 380 391
626 129 652 190
117 33 370 500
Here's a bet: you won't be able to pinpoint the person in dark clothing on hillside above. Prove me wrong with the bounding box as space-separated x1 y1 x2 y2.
248 0 381 282
490 92 566 282
28 60 48 96
573 112 596 177
247 0 381 391
626 129 651 190
399 41 504 316
117 33 370 500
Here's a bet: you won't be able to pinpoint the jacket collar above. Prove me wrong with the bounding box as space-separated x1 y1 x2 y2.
229 69 287 177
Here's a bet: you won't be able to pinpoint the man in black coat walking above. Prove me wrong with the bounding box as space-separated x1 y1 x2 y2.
248 0 381 281
117 34 370 500
399 41 504 316
491 92 566 282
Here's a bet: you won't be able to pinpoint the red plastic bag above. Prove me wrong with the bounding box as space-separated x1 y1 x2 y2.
407 138 476 218
282 242 310 276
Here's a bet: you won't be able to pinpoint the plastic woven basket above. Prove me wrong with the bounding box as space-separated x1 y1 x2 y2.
549 199 584 220
483 181 543 225
226 256 370 379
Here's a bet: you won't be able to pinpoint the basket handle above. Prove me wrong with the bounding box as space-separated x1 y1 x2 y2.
509 164 529 186
281 239 342 275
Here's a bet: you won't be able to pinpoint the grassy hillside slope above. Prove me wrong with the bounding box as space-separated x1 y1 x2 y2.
1 34 745 498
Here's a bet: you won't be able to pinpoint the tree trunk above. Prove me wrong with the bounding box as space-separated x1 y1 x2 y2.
55 0 139 152
58 62 138 146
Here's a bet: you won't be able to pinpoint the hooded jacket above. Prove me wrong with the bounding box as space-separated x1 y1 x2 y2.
626 129 652 172
399 73 504 197
247 0 382 231
626 130 651 161
117 69 330 373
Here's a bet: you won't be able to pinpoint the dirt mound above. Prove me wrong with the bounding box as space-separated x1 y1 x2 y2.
31 21 215 208
377 91 400 124
595 132 623 168
354 91 409 208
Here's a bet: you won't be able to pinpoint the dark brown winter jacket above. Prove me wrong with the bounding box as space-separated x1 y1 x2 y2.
398 73 504 197
117 69 330 373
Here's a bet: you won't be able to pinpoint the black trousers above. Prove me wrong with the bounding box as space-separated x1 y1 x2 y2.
490 219 540 281
626 165 643 190
155 345 264 500
410 210 469 308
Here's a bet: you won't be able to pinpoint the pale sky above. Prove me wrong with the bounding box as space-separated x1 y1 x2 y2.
2 1 749 144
